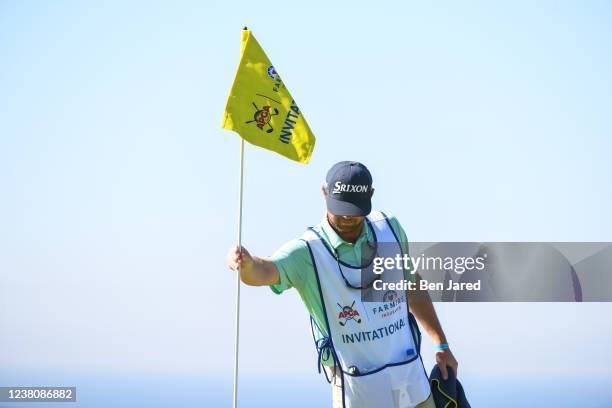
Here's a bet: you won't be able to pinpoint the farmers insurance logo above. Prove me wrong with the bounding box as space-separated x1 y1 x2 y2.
383 290 398 303
267 66 278 80
337 301 362 326
267 65 283 92
332 181 370 194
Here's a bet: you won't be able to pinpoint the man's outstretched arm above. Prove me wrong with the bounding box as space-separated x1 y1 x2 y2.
227 246 280 286
408 272 459 380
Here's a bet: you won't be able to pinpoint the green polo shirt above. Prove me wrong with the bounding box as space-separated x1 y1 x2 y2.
269 212 414 365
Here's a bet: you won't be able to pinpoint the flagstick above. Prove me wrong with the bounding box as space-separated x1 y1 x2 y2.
233 137 245 408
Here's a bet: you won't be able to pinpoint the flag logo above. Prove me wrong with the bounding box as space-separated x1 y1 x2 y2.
245 102 279 133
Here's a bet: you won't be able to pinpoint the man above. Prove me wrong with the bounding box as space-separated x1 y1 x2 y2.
227 161 458 408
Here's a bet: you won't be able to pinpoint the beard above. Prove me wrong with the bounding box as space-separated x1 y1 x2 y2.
330 215 364 234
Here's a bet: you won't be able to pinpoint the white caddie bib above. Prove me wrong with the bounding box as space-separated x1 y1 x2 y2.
303 211 430 408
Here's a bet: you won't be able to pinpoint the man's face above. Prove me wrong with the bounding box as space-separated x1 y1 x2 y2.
327 212 365 234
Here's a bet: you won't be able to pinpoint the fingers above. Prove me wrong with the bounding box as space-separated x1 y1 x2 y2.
227 246 250 271
437 360 448 380
452 361 458 377
227 246 242 271
445 350 459 377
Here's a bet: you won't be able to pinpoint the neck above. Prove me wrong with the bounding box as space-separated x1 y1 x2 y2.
339 230 361 244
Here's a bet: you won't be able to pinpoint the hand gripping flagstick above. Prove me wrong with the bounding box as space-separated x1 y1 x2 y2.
222 27 316 407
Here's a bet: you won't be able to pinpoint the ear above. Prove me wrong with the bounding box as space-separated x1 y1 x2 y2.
322 184 328 198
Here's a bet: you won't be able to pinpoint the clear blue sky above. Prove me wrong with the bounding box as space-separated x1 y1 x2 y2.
1 1 611 407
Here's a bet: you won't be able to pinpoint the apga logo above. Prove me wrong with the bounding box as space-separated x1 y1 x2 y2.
245 102 279 133
337 301 362 326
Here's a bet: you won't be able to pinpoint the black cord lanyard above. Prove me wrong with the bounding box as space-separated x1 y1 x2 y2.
333 243 382 290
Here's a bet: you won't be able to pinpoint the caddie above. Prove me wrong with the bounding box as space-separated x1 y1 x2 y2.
227 161 458 408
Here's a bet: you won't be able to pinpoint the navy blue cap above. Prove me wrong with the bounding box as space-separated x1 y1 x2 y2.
325 161 373 216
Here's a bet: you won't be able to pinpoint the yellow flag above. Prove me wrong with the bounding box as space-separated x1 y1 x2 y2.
222 29 316 164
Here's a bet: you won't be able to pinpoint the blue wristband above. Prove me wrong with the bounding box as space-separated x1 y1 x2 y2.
435 343 449 351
